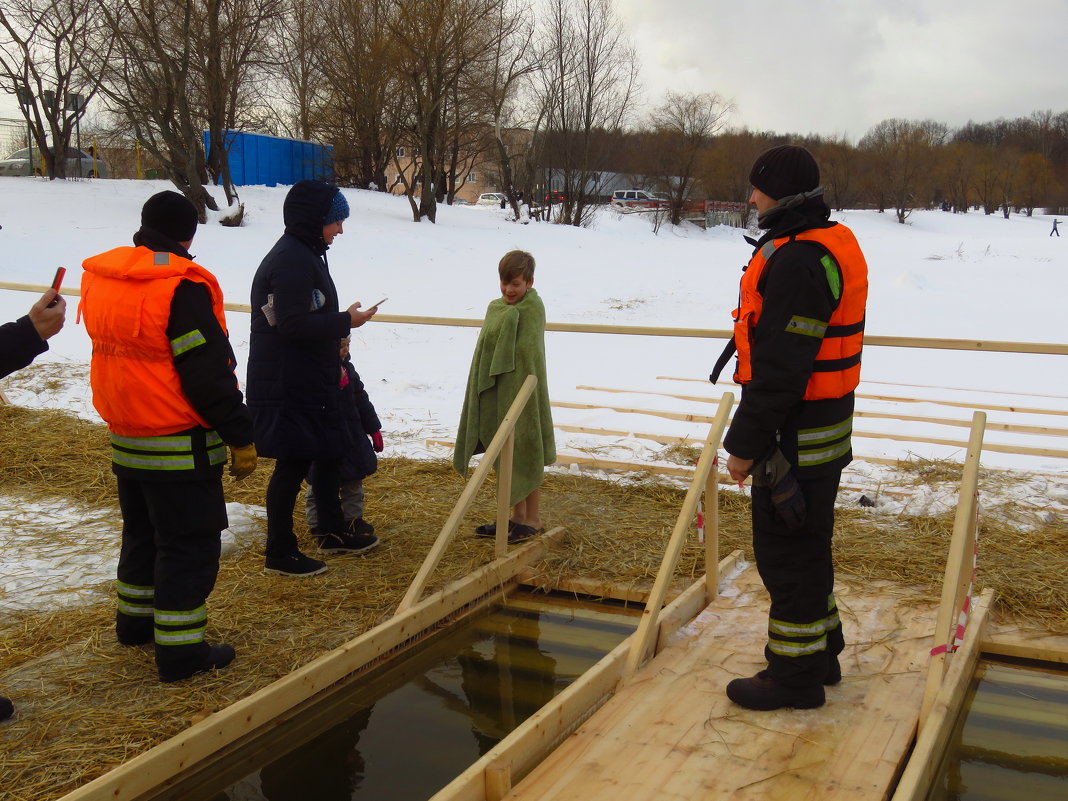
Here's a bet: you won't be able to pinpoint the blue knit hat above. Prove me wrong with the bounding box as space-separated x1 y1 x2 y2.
324 190 349 225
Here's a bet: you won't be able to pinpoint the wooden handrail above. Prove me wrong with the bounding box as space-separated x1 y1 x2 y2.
620 393 734 681
919 411 986 726
395 375 537 613
2 281 1066 356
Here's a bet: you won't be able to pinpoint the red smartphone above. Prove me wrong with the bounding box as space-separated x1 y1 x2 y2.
47 267 65 307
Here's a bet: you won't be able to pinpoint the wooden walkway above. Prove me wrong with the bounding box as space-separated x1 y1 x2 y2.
502 565 940 801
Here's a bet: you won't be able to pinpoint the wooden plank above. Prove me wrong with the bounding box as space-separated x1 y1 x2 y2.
56 532 562 801
3 280 1065 355
495 568 941 801
622 395 733 680
600 381 1068 418
552 401 1068 460
430 557 741 801
575 382 1068 437
661 373 1068 402
890 590 994 801
981 631 1068 664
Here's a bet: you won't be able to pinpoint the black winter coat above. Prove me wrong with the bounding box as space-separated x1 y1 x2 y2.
0 316 47 379
247 180 352 460
722 196 856 478
310 358 381 484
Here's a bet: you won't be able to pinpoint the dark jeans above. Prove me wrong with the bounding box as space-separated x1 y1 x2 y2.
751 470 845 687
265 457 343 556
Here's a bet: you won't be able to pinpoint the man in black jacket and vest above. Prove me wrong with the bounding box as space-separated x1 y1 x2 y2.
712 145 868 710
0 286 66 720
81 191 257 683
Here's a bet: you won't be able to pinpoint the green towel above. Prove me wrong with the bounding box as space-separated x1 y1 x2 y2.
454 288 556 506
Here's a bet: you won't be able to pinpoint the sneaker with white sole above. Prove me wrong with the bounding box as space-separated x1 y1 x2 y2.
316 530 379 555
264 551 328 577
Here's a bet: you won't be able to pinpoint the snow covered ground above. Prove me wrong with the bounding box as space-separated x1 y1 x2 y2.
1 177 1066 616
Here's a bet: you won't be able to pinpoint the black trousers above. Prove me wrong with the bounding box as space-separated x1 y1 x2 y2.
115 476 227 674
265 457 343 556
751 470 845 687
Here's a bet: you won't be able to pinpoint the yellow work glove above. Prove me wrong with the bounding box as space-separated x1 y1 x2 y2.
228 444 258 479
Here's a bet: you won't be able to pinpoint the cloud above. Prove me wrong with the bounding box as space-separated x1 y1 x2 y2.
612 0 1068 140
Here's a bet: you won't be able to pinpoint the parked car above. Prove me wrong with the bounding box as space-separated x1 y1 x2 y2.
611 189 663 207
0 146 107 178
476 192 508 207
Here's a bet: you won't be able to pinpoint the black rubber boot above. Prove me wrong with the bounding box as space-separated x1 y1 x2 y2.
726 672 825 710
159 643 236 683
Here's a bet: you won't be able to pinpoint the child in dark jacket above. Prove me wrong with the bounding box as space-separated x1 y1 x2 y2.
306 337 383 550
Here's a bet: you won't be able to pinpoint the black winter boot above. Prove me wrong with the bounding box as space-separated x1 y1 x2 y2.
726 671 825 710
347 517 375 536
159 643 236 683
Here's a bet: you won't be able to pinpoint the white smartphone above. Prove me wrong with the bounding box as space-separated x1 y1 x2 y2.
371 297 388 307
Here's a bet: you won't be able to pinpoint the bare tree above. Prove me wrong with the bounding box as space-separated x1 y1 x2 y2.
388 0 507 223
92 0 217 213
859 118 947 223
467 0 539 219
649 91 732 225
193 0 280 207
536 0 638 226
0 0 108 179
316 0 405 190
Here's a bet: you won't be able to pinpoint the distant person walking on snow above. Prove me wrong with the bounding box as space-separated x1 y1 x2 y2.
0 286 66 720
1052 219 1060 237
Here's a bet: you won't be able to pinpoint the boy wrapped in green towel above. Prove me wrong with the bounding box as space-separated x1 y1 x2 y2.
454 250 555 542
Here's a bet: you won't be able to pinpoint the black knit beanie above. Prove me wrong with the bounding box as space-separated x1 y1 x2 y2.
748 145 820 200
141 191 199 243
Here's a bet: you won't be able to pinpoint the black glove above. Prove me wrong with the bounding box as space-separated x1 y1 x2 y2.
756 448 806 529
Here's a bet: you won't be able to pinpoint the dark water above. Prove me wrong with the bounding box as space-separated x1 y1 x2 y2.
926 658 1068 801
157 593 638 801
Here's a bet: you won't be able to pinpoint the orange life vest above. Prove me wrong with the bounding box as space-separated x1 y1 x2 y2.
732 223 867 400
79 246 228 437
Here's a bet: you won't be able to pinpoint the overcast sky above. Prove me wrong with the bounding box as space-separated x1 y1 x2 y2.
2 1 1066 145
613 0 1068 141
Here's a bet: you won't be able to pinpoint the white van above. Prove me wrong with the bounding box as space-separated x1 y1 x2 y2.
611 189 663 207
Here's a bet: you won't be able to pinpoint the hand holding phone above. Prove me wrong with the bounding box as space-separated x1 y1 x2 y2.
47 267 65 308
371 297 388 308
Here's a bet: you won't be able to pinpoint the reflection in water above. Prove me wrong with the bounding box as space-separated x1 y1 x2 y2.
927 659 1068 801
198 596 636 801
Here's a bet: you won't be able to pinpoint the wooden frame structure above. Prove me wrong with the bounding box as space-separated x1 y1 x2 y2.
430 395 736 801
54 374 553 801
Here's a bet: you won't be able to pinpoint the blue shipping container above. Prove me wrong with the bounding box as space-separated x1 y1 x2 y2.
203 130 334 187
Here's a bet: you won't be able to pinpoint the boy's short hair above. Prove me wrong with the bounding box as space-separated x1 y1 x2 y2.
498 250 535 283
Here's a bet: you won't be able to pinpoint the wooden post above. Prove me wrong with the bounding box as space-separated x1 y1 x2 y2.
484 759 512 801
703 445 720 600
919 411 986 726
621 393 733 680
396 375 537 613
495 431 515 559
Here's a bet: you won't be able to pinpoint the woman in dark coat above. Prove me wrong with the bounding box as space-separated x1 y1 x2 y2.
247 180 379 576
